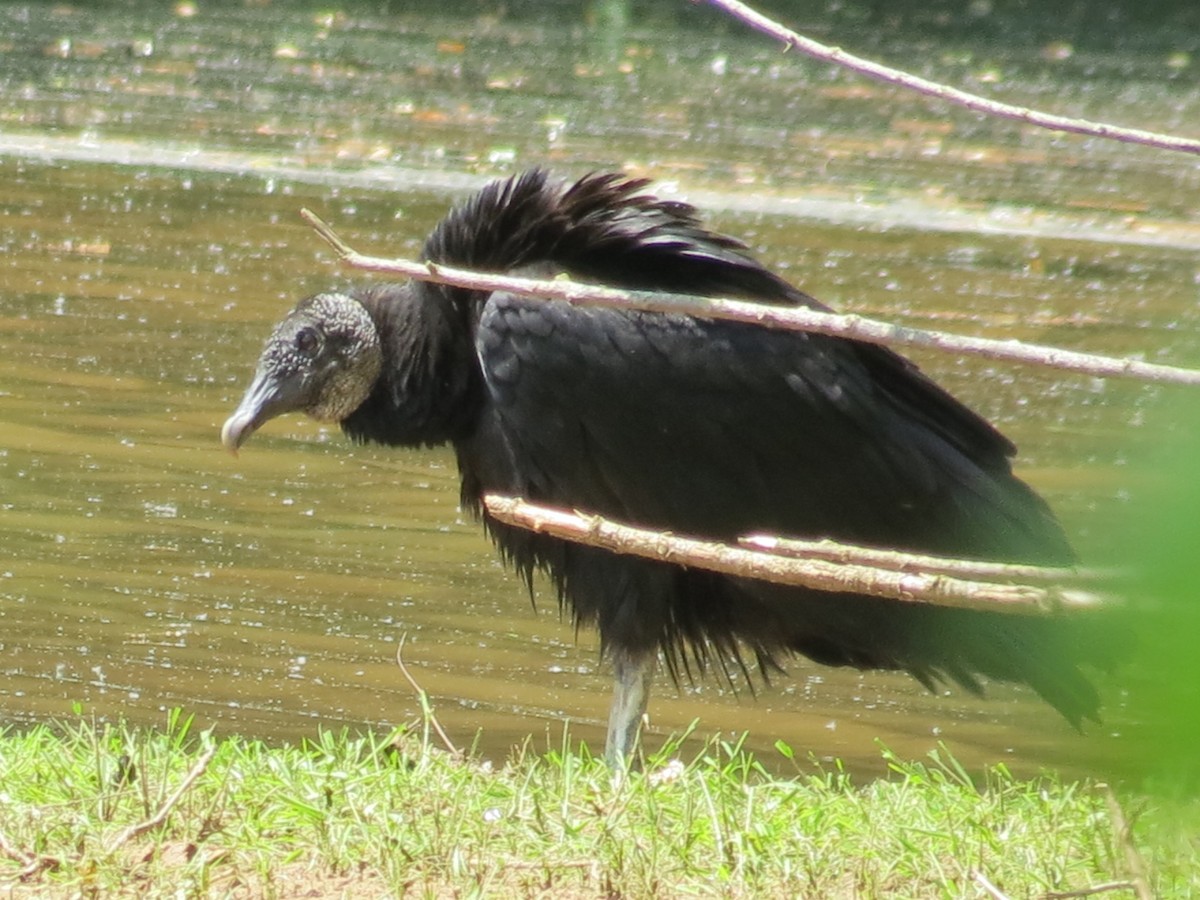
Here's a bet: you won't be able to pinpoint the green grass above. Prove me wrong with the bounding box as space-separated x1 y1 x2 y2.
0 710 1196 899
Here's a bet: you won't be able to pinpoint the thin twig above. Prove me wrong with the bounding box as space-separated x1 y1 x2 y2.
303 208 356 257
483 495 1109 616
972 869 1013 900
741 534 1106 584
1044 881 1139 898
105 745 216 854
707 0 1200 156
0 828 36 869
299 209 1200 387
1101 784 1155 900
395 634 461 757
0 828 57 880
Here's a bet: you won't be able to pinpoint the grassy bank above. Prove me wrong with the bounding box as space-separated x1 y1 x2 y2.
0 712 1195 899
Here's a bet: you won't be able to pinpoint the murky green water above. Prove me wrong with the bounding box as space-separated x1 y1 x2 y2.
2 3 1198 776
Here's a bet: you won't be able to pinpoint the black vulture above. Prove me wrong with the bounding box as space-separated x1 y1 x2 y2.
222 169 1108 765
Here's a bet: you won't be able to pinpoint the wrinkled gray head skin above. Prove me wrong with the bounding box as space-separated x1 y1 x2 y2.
221 291 382 452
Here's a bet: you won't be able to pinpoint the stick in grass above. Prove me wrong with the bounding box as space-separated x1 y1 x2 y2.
971 869 1013 900
1101 784 1154 900
104 746 217 854
0 827 59 880
0 828 36 869
1044 880 1141 898
395 634 461 758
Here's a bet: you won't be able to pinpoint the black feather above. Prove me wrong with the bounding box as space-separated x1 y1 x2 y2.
330 169 1108 728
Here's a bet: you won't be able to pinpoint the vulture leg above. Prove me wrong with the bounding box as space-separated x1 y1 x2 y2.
605 648 655 767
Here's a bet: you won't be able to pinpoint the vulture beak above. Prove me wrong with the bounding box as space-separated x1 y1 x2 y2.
220 367 307 454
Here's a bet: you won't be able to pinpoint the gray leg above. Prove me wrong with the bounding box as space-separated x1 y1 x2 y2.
604 648 654 768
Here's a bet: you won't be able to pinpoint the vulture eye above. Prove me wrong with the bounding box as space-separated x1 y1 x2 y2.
295 327 320 355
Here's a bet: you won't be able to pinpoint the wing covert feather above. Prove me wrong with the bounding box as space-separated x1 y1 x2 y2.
474 294 1061 562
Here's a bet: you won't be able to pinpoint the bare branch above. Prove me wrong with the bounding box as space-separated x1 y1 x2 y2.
482 495 1110 616
707 0 1200 156
298 209 1200 387
105 746 216 854
741 534 1108 584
